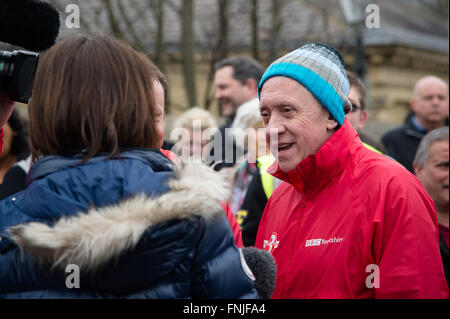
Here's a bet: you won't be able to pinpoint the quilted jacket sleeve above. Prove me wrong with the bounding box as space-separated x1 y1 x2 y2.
191 211 258 299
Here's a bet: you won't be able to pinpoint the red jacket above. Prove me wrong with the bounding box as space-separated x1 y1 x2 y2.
221 201 244 248
255 120 449 299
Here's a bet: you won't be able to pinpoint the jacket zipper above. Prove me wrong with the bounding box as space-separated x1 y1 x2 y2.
281 195 306 296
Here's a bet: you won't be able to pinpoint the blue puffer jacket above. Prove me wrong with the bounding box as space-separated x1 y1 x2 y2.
0 149 258 298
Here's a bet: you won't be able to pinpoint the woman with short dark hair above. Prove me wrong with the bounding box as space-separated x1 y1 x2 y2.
0 35 258 299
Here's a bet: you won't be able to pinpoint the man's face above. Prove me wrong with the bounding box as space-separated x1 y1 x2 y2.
260 77 336 173
415 140 449 210
411 78 449 128
214 66 251 118
346 86 367 131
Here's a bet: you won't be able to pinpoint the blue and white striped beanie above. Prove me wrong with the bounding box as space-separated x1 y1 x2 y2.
258 43 352 126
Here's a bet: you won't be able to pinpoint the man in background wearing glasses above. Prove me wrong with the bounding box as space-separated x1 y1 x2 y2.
345 70 385 154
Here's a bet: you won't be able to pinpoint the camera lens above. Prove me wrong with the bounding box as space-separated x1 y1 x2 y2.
0 51 14 80
0 50 39 103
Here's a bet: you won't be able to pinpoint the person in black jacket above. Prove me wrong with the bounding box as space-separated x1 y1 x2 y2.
414 126 449 287
0 35 258 299
382 76 448 172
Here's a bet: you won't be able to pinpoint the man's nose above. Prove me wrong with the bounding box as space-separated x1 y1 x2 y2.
265 113 286 141
431 95 444 106
215 89 223 100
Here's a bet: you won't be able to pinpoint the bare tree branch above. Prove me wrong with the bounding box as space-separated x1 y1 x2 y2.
116 0 147 51
319 0 330 43
101 0 126 39
269 0 285 63
166 0 182 15
251 0 260 61
181 0 197 107
147 0 170 112
148 0 166 72
203 0 229 111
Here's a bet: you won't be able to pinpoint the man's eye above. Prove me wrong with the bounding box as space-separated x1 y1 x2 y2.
436 162 449 169
282 106 293 113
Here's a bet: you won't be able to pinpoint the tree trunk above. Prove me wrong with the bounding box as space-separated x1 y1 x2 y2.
181 0 197 108
151 0 165 73
251 0 260 61
102 0 126 40
269 0 283 63
116 0 146 52
204 0 229 111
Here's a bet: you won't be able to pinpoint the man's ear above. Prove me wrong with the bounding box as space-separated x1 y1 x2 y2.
410 98 418 114
327 114 339 131
357 110 368 130
413 161 423 180
245 78 258 95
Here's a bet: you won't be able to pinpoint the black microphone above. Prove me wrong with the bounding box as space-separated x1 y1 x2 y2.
0 0 60 51
241 247 277 299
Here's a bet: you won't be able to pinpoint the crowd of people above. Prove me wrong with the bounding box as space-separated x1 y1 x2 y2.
0 34 448 299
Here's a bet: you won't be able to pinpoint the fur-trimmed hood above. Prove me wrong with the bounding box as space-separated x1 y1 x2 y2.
7 161 230 273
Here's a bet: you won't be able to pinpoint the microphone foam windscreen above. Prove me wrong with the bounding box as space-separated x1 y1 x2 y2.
241 247 277 299
0 0 60 51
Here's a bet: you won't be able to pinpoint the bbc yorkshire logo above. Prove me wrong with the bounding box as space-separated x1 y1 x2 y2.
305 239 322 247
305 237 343 247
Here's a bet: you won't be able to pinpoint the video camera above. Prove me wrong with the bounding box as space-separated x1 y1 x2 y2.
0 50 39 103
0 0 60 104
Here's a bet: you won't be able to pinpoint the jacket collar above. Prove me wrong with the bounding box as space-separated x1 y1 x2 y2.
268 119 358 196
403 112 449 140
26 149 172 186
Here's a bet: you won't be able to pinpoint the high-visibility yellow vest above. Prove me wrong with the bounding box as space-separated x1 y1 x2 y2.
362 142 382 154
257 154 276 199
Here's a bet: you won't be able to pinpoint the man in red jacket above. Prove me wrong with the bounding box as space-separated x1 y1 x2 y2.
255 43 449 298
0 92 16 154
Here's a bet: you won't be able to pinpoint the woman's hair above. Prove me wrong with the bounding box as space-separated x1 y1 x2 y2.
28 35 167 162
8 109 30 160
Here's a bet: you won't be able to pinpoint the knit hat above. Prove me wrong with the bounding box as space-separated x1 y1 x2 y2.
258 43 352 126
